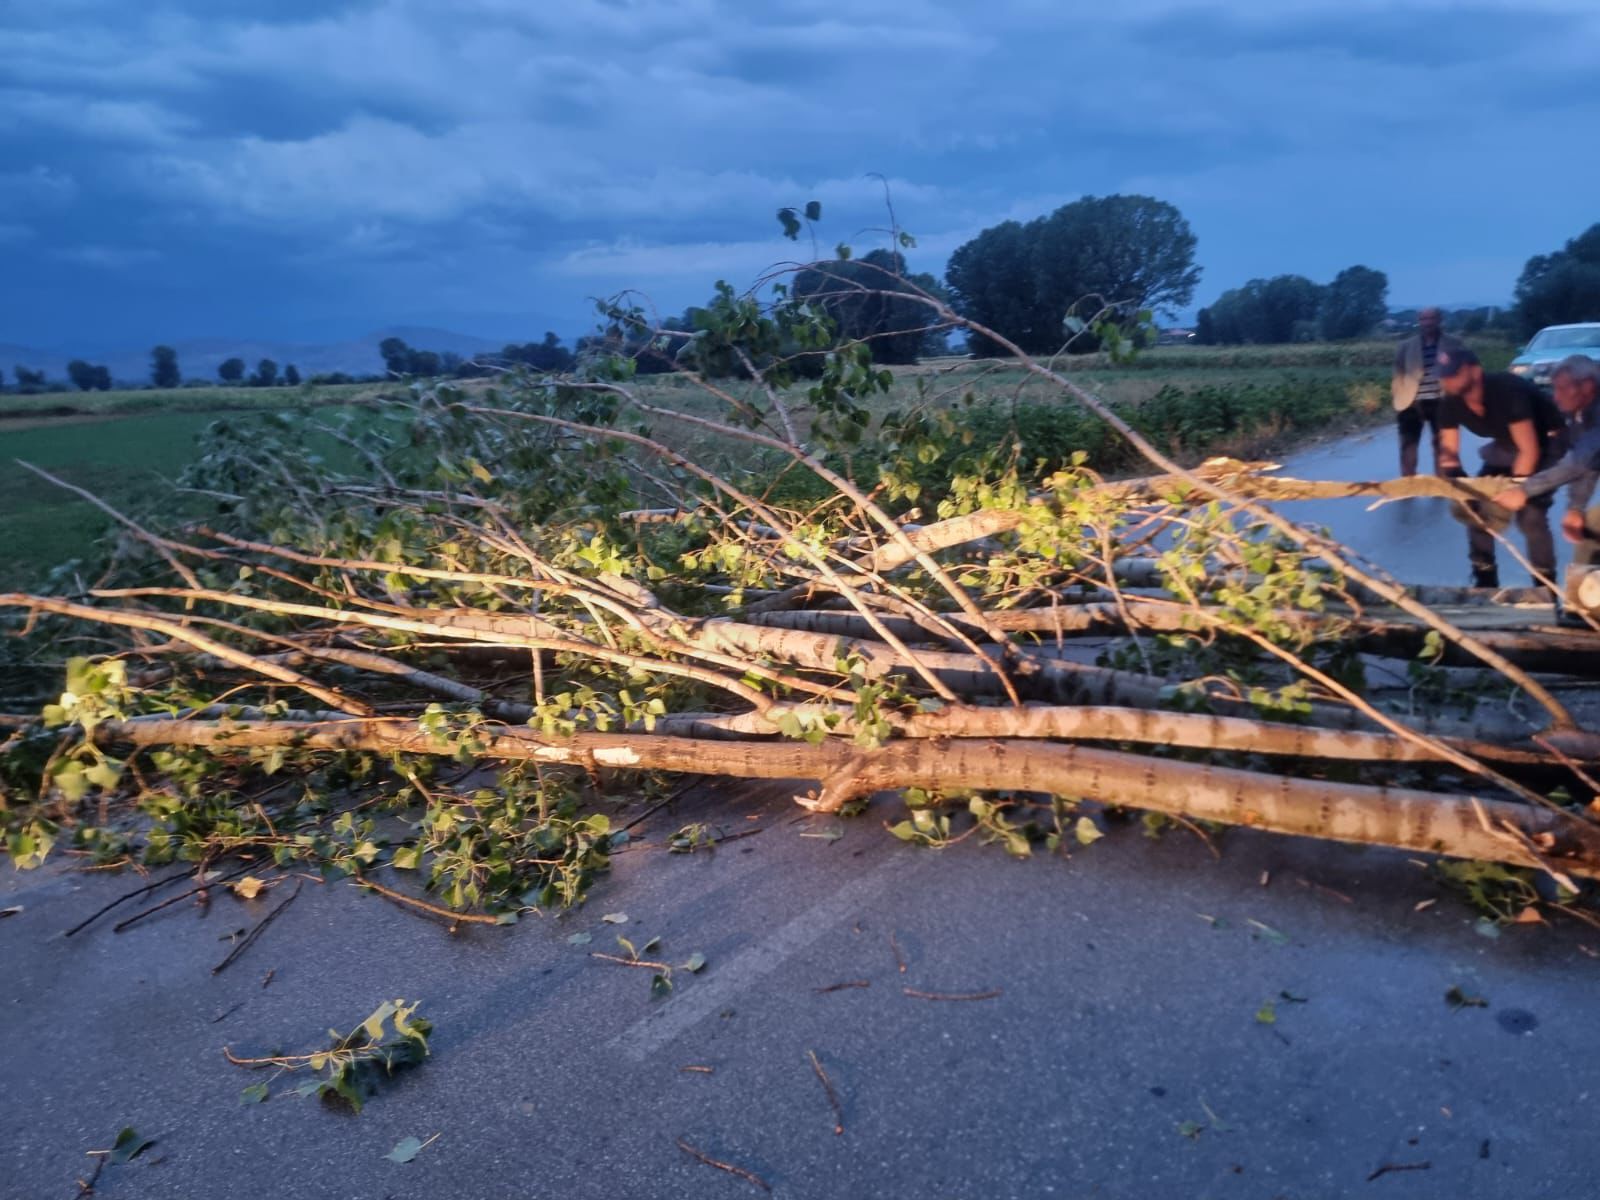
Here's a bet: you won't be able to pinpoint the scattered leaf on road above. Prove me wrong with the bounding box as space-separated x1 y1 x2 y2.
240 1084 270 1105
602 912 629 925
1246 918 1289 946
233 876 267 900
682 952 707 973
566 932 592 945
1255 1001 1277 1025
1445 985 1488 1010
108 1128 155 1165
385 1134 439 1164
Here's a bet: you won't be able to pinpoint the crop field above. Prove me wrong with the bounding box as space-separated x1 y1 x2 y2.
1 338 1514 586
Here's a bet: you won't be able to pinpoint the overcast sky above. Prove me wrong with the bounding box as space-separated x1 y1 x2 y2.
5 0 1598 349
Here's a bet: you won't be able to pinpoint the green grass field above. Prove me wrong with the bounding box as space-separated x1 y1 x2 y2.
0 381 373 419
1 410 229 584
3 338 1504 587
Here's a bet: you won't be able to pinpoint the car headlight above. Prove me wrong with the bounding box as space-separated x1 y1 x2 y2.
1511 363 1531 376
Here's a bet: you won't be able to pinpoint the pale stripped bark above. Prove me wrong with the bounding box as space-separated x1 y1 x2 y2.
82 717 1600 879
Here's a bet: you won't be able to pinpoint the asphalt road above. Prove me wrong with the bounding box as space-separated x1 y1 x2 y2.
4 775 1598 1200
1276 423 1569 589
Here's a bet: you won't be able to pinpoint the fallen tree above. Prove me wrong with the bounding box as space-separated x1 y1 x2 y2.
4 249 1600 915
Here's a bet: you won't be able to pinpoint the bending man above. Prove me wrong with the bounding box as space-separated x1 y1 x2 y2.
1435 346 1566 589
1492 355 1600 616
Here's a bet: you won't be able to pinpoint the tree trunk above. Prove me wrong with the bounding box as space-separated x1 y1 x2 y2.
88 716 1600 879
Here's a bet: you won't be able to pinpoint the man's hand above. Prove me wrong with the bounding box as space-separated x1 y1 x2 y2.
1562 509 1589 544
1493 486 1528 511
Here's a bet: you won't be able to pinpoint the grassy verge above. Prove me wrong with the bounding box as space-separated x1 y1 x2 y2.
0 381 376 419
0 349 1419 585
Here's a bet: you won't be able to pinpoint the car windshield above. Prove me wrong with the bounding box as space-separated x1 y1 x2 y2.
1528 326 1600 351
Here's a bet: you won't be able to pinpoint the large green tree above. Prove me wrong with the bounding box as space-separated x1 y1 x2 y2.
150 345 180 389
947 195 1200 356
1198 276 1323 345
793 249 948 364
1514 224 1600 336
67 359 111 392
218 357 245 383
1319 265 1388 340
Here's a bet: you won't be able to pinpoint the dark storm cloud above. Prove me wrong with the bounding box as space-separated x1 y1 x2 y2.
5 0 1600 348
1139 5 1583 68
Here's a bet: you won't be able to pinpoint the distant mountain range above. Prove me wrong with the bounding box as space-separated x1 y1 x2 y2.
0 325 552 386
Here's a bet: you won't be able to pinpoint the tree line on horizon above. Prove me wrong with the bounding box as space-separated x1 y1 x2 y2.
7 204 1600 395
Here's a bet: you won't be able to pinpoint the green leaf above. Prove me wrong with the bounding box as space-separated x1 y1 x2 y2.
1255 1000 1277 1025
887 820 918 842
1074 816 1104 846
360 1000 399 1043
650 973 673 999
803 200 822 222
53 761 89 803
385 1136 428 1164
601 912 629 925
240 1083 270 1105
567 932 592 945
682 952 707 973
109 1127 156 1165
391 845 422 870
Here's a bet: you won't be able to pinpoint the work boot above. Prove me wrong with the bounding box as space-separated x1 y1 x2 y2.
1470 565 1499 589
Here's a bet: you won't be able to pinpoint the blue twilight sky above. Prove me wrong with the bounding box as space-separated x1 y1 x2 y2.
4 0 1599 349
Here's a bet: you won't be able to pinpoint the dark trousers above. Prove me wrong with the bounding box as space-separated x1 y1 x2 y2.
1396 398 1440 476
1466 460 1556 588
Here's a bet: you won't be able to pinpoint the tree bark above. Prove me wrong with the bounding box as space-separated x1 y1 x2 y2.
87 716 1600 878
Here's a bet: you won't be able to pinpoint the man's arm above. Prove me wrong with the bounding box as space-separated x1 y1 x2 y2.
1437 424 1463 474
1508 418 1540 476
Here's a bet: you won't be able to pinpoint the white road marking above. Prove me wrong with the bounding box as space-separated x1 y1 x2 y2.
607 857 910 1062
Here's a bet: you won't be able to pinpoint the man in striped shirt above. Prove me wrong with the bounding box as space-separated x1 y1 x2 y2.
1391 307 1464 476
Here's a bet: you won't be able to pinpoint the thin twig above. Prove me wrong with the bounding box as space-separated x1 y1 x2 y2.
1296 877 1355 904
63 864 192 937
903 986 1003 1002
807 1049 845 1135
1170 813 1222 860
675 1138 771 1192
212 880 303 975
350 872 503 926
111 861 256 932
815 980 871 994
1366 1161 1431 1183
889 929 907 974
590 952 673 971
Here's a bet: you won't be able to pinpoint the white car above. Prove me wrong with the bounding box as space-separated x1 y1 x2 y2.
1510 322 1600 387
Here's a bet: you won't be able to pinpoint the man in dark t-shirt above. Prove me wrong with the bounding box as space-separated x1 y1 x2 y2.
1436 346 1566 589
